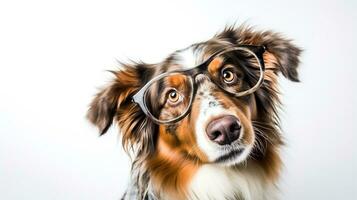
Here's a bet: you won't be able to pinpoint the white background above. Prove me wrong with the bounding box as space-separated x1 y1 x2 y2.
0 0 356 199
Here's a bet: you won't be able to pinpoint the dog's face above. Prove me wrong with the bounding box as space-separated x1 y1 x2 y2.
147 45 265 166
87 26 301 191
174 73 256 165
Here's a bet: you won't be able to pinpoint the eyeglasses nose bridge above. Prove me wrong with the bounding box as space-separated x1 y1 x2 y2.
194 73 212 85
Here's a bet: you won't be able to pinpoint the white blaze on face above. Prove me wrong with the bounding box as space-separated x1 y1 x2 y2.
194 90 236 161
193 77 253 165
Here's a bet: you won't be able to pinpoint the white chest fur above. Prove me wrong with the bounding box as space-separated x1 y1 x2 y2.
187 164 277 200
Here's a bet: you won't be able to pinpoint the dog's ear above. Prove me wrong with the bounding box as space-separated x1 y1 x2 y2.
259 31 302 82
217 26 302 82
87 66 143 135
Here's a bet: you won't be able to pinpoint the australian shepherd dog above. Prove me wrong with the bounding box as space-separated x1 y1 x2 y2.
87 25 301 200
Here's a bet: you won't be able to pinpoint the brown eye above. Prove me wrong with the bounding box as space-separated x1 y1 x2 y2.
168 89 180 103
222 69 236 83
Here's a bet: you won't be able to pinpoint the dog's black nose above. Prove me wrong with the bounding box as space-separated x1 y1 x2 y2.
206 115 241 145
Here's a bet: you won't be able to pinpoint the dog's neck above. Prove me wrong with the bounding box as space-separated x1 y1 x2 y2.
146 139 281 200
188 162 278 200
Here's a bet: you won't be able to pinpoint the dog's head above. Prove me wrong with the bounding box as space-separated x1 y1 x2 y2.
87 26 300 178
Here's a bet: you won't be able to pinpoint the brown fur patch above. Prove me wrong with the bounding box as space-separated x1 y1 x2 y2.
166 74 188 87
208 57 224 75
147 120 204 199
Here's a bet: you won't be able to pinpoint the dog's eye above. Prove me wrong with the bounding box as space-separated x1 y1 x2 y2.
221 68 237 84
167 89 180 104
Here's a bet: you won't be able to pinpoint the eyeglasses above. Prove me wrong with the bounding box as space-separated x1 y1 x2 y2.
132 45 266 124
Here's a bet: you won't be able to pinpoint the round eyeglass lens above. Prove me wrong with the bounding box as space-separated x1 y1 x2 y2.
208 48 263 97
144 73 194 123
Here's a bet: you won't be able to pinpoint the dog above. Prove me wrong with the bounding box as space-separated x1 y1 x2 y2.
87 25 301 200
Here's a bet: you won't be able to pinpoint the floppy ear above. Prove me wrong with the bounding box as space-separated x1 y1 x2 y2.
259 31 302 82
87 66 142 135
217 26 302 81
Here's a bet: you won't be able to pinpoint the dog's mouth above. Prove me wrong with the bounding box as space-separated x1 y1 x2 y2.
214 148 244 163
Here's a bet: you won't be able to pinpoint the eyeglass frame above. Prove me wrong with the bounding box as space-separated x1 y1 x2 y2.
132 45 266 124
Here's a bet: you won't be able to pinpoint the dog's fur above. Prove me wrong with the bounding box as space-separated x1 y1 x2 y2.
87 25 301 200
